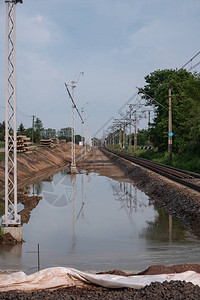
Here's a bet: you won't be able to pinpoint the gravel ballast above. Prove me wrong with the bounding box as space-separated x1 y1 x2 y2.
1 280 200 299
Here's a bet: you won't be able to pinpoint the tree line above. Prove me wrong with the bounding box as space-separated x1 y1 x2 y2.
0 117 81 144
140 69 200 155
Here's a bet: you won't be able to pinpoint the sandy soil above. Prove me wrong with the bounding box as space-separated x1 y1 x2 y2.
0 143 82 195
77 147 131 182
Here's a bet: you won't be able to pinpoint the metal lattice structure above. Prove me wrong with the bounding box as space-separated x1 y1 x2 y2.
2 0 22 225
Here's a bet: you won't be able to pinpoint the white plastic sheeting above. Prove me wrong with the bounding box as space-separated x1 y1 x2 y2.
0 267 200 292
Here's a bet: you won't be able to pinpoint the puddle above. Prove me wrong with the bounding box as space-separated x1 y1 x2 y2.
0 169 200 274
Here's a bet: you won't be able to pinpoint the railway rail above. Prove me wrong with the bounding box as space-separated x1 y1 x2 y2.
101 148 200 193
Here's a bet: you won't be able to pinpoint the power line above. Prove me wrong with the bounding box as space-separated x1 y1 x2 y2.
180 50 200 70
188 61 200 72
118 92 138 114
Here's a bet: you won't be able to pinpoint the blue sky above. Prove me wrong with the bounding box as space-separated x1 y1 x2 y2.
0 0 200 137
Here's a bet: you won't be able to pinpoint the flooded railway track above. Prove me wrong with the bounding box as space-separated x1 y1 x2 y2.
101 148 200 193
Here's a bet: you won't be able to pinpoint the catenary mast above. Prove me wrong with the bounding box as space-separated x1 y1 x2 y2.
2 0 23 226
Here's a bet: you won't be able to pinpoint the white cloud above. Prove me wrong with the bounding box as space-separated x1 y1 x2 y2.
17 13 52 47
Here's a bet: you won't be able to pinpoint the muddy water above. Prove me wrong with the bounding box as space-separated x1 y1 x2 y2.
1 166 200 275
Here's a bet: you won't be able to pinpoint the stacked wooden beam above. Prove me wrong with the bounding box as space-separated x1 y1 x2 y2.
17 136 32 153
8 135 31 153
51 138 59 145
40 139 53 148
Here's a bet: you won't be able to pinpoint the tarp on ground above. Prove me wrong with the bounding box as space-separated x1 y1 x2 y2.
0 267 200 292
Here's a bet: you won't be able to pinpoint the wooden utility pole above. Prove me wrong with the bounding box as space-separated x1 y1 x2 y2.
168 87 172 161
32 115 35 144
148 110 150 145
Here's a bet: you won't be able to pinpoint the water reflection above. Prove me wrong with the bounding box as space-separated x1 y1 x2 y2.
110 180 147 213
71 173 76 254
0 171 200 273
32 182 43 196
109 180 188 244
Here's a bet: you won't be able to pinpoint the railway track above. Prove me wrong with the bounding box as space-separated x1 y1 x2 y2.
101 148 200 193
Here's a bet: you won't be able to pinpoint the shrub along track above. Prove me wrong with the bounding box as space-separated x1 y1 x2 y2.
100 147 200 237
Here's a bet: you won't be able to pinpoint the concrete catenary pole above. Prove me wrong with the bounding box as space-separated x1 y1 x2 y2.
129 104 132 153
134 111 137 153
71 80 76 173
119 124 122 150
123 123 126 150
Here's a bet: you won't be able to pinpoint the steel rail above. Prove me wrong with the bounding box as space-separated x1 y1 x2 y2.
101 148 200 193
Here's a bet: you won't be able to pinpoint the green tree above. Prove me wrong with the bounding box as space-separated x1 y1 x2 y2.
137 129 149 146
17 122 25 134
141 69 200 153
57 127 72 142
34 118 44 143
0 121 5 141
75 134 81 144
42 128 57 139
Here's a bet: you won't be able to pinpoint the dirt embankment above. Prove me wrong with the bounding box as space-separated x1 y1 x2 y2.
0 143 82 195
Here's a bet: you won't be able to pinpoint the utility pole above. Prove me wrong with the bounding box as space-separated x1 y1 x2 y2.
148 110 150 145
134 111 137 153
32 115 35 144
2 0 22 231
119 124 122 150
168 87 172 161
123 123 126 150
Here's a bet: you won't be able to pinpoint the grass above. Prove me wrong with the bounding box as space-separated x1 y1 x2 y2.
136 148 200 173
0 142 5 148
0 153 4 163
109 144 200 174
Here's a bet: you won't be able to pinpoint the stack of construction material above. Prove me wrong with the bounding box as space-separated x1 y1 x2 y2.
51 138 59 145
8 136 31 153
17 136 32 153
40 139 53 148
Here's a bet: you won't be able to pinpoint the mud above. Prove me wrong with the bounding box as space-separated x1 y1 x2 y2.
18 195 42 225
0 233 18 245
